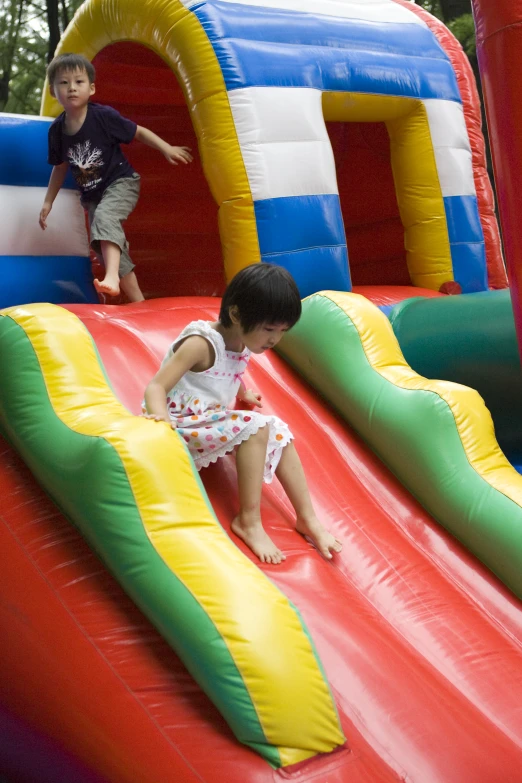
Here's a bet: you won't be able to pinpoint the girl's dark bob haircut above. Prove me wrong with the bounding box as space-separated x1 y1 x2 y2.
47 53 96 86
220 263 302 333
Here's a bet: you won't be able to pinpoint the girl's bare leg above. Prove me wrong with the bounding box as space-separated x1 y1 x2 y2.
276 441 342 559
231 426 286 564
94 240 121 297
120 271 145 302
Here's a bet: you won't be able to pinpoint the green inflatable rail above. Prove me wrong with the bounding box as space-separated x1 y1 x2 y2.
279 291 522 599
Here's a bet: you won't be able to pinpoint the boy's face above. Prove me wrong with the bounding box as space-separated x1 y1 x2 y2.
51 67 95 110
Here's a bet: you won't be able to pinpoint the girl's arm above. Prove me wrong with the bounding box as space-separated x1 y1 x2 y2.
134 125 193 166
39 162 69 230
144 336 213 422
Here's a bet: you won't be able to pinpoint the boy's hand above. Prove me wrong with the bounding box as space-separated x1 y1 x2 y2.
163 145 193 165
239 389 263 408
39 202 52 230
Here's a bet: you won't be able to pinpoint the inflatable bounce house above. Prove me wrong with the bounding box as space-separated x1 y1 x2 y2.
2 1 522 781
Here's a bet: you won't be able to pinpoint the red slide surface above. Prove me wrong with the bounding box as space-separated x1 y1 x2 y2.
2 299 522 782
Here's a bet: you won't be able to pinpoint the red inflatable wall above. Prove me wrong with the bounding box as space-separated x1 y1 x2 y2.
92 44 226 301
472 0 522 356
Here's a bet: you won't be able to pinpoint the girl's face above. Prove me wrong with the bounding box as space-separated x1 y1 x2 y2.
241 323 291 354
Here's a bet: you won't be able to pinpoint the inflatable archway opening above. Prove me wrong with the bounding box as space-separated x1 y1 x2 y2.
90 43 226 299
324 91 480 293
39 0 505 302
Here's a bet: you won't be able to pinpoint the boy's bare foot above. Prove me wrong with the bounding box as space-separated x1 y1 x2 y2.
94 276 120 297
231 515 286 564
296 516 342 560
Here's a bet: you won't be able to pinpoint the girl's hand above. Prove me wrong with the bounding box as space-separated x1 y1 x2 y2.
163 145 193 165
239 389 263 408
143 413 171 423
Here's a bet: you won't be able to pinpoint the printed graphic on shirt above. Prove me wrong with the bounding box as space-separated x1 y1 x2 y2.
67 139 104 191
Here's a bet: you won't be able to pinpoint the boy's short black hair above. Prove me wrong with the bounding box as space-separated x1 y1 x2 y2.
220 263 302 333
47 53 96 86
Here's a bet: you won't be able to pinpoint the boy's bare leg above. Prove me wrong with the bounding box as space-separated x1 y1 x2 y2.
232 425 285 564
276 441 342 560
94 240 121 297
120 271 145 302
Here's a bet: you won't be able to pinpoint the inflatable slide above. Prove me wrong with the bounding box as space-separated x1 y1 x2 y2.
2 1 522 781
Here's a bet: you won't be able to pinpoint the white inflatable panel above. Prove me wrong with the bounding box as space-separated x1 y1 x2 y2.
181 0 426 26
424 100 476 197
228 87 338 200
0 185 89 257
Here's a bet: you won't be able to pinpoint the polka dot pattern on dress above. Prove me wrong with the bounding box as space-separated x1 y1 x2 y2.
159 320 293 482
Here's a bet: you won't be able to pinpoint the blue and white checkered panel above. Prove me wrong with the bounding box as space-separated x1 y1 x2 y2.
186 0 470 293
228 86 351 295
0 114 95 308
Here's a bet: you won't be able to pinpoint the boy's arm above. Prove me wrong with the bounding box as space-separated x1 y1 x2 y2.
39 162 69 230
134 125 193 166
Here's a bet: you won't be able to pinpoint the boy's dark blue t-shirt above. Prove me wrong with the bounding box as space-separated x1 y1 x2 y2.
48 102 137 202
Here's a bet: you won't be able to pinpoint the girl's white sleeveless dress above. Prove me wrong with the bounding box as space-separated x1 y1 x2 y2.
162 320 293 483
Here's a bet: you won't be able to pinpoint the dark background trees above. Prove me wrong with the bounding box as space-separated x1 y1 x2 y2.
0 0 83 114
439 0 471 21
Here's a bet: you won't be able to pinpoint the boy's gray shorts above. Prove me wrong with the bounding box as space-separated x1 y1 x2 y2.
84 173 140 278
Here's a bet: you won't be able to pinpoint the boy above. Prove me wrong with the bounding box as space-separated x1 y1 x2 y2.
39 53 193 301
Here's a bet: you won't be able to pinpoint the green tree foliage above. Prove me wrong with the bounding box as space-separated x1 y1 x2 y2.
447 13 475 58
415 0 472 23
415 1 443 17
439 0 472 22
0 0 84 115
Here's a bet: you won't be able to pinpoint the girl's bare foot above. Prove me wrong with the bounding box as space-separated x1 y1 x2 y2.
296 516 342 560
231 515 286 564
94 276 120 297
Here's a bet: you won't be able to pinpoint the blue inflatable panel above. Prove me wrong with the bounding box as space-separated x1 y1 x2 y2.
443 196 487 292
202 39 461 99
264 246 351 299
448 243 488 294
0 256 98 309
0 115 75 189
444 195 484 244
195 2 446 60
194 3 460 100
254 195 347 256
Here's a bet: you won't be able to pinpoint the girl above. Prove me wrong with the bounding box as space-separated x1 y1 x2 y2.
144 263 342 565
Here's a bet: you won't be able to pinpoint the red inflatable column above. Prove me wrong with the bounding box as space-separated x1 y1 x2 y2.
472 1 522 359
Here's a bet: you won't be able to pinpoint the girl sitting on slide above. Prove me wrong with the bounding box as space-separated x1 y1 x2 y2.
144 263 342 564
